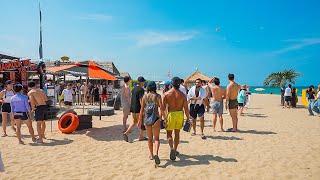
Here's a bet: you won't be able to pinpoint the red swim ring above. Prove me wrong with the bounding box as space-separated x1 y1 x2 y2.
58 113 79 134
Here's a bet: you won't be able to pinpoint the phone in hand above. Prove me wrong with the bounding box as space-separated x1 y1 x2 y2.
183 120 191 132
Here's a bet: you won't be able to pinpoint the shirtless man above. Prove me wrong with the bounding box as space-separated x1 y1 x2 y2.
28 81 48 143
208 77 226 132
202 80 210 112
226 74 240 132
163 77 190 161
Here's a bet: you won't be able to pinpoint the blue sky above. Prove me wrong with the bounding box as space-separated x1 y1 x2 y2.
0 0 319 86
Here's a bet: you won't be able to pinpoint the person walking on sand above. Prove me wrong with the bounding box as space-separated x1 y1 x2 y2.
163 77 190 161
61 84 74 110
120 76 131 132
312 85 320 116
202 80 210 112
306 85 316 116
10 84 36 144
237 85 246 116
187 78 207 139
28 81 48 143
226 74 240 132
138 81 164 165
123 76 147 142
208 77 226 132
0 80 16 137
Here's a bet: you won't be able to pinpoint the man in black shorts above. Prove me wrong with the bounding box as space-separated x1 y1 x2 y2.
28 81 48 143
187 78 207 139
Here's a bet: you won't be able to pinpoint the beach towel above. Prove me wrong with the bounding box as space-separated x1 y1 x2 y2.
187 86 206 105
0 152 5 172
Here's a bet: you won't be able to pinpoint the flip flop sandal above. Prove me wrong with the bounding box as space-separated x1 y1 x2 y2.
123 134 129 142
170 150 176 161
154 155 160 165
149 156 154 160
191 133 196 136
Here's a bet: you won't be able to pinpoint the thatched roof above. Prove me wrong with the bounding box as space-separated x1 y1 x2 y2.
184 70 212 83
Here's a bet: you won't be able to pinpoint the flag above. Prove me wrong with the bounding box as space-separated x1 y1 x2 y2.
168 70 171 78
39 3 43 60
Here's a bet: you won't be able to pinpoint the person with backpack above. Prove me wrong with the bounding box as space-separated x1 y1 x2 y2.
0 80 16 137
138 81 164 165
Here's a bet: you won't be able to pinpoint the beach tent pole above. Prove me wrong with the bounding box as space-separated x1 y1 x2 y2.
83 78 87 115
99 79 102 120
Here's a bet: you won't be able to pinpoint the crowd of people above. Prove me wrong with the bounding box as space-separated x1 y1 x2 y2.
120 74 243 165
44 81 114 109
0 80 49 144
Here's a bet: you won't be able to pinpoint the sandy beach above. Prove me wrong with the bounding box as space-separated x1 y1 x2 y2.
0 93 320 180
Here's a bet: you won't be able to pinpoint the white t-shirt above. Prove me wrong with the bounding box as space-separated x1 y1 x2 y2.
284 87 292 97
317 91 320 99
179 85 187 96
62 89 73 102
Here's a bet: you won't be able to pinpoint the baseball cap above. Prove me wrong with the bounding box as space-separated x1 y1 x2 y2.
171 77 181 86
147 81 156 88
138 76 146 83
5 80 12 85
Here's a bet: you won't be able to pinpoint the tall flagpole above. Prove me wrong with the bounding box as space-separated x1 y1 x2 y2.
39 2 44 89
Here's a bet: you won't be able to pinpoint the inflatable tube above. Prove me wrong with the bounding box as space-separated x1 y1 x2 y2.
58 113 79 134
301 90 308 107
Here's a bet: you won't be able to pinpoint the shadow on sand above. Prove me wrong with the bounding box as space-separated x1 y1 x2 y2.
238 130 276 135
29 138 74 146
80 125 127 142
160 154 238 168
206 135 243 140
160 139 189 144
244 113 268 118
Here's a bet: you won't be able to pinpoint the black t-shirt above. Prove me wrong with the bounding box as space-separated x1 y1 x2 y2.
130 86 145 113
102 88 107 95
307 90 315 100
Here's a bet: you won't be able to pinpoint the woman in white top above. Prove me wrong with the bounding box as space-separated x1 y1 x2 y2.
0 80 16 137
61 84 74 110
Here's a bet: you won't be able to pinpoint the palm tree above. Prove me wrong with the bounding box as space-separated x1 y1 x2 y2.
264 69 302 106
263 69 302 88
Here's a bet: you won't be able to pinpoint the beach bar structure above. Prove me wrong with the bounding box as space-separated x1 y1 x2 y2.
0 54 38 86
184 69 212 86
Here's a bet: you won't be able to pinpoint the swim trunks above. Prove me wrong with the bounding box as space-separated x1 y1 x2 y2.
228 99 238 109
166 111 184 130
13 112 29 120
211 101 223 115
1 103 11 113
190 104 205 119
35 105 48 121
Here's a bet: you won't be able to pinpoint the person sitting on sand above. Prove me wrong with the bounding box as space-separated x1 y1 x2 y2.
138 81 164 165
0 80 16 137
10 84 36 144
162 77 190 161
208 77 226 132
123 76 146 142
237 85 246 116
226 74 240 132
187 78 207 139
28 81 48 143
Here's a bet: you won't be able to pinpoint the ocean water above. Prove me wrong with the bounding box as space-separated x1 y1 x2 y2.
245 86 308 96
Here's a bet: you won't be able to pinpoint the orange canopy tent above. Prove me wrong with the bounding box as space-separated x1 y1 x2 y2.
46 61 118 81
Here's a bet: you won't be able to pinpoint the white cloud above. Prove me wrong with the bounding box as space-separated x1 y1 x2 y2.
80 14 113 21
273 38 320 55
134 31 198 47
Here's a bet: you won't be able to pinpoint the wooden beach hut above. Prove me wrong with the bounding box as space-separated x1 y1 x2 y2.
184 70 212 86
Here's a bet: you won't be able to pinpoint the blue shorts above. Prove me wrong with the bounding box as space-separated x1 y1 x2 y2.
190 104 205 119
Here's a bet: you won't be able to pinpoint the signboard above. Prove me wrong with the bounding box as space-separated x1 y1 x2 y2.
0 59 37 72
46 85 55 97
